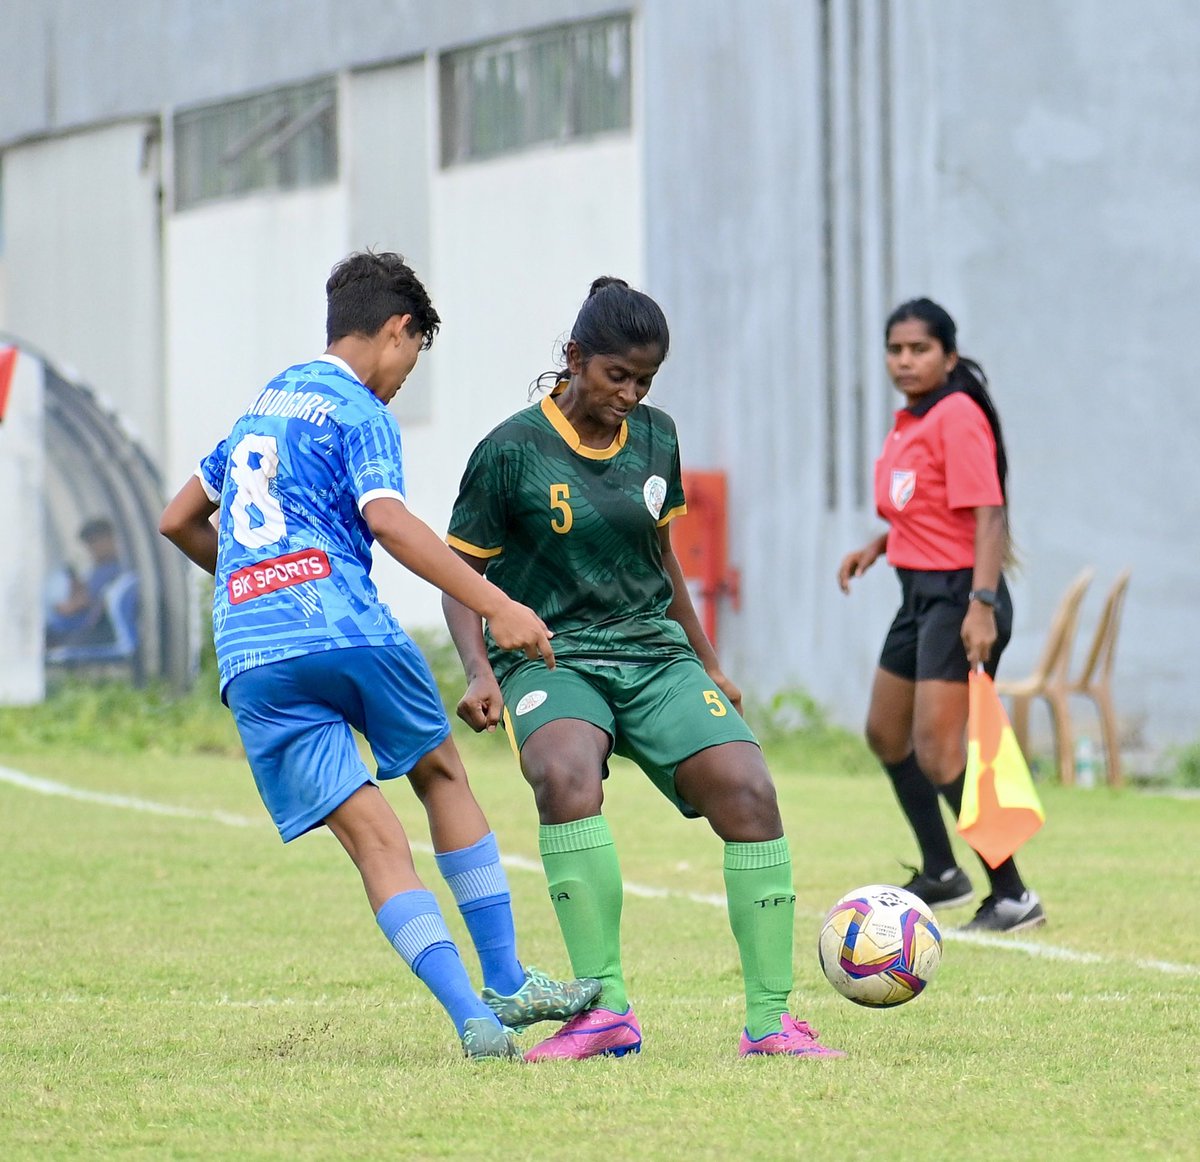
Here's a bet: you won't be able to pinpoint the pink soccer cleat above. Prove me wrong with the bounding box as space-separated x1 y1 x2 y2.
523 1006 642 1062
738 1014 846 1058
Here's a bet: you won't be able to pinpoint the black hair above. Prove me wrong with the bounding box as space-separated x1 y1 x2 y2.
885 297 1009 503
572 276 670 362
325 251 441 348
79 516 115 542
537 277 670 391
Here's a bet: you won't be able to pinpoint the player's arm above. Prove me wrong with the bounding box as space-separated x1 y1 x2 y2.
659 523 744 714
363 496 554 669
962 504 1006 666
837 531 889 593
441 548 506 732
159 476 221 575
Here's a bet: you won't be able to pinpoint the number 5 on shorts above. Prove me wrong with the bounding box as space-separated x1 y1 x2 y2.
703 689 727 717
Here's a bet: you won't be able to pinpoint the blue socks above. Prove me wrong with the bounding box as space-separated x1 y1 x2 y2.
375 889 492 1035
374 834 526 1035
435 832 526 996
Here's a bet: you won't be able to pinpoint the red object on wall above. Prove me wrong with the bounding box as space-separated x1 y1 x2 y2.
0 346 17 423
672 470 740 648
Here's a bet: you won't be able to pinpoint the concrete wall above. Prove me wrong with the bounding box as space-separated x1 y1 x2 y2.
2 0 1198 750
643 0 1200 748
344 60 434 426
164 186 349 488
0 350 45 702
2 120 164 450
0 0 626 146
378 133 644 628
160 50 641 633
892 0 1200 745
643 0 898 717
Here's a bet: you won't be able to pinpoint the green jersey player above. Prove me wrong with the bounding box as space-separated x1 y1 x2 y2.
444 278 844 1061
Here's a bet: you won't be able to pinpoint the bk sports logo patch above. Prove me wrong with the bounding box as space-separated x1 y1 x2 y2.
228 548 331 604
890 469 916 510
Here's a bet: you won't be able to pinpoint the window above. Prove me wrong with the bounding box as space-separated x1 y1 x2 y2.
174 77 338 210
440 15 632 167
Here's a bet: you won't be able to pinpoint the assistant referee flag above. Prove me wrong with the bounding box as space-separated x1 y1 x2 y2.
957 670 1045 869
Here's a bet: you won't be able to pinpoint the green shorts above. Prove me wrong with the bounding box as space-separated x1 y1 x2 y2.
501 655 760 818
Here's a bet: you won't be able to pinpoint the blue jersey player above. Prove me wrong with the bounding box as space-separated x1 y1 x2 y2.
160 251 600 1059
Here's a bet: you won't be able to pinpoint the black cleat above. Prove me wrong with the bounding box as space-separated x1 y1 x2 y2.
959 891 1046 934
901 866 975 910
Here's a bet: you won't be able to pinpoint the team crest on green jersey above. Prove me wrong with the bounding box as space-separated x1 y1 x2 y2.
643 475 667 519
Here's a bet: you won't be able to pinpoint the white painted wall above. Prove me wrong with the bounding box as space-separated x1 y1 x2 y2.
370 135 644 629
163 186 349 490
0 350 44 702
162 131 640 640
1 120 163 449
344 59 433 426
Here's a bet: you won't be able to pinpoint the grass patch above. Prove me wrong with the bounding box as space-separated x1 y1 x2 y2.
1 709 1197 1159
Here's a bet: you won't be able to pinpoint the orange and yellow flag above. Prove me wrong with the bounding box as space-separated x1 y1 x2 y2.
957 670 1045 868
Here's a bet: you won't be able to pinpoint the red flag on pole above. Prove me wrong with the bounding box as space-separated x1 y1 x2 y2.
0 346 17 423
957 670 1046 868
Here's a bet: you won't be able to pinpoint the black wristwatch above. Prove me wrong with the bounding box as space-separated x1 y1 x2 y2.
968 588 998 608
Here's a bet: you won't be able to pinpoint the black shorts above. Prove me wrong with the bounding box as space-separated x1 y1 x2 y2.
878 568 1012 683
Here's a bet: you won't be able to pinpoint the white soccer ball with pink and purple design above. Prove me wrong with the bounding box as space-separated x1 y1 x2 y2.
817 884 943 1007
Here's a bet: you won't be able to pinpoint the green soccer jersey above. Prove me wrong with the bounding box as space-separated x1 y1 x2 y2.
447 388 694 682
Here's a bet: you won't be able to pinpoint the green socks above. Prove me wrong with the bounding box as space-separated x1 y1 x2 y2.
724 837 795 1039
539 816 628 1012
539 821 793 1034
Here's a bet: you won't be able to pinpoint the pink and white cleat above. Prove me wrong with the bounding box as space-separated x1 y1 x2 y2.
523 1006 642 1062
738 1014 845 1058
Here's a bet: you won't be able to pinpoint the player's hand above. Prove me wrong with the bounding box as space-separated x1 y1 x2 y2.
961 603 997 667
708 667 744 716
837 546 878 594
486 599 556 669
457 673 504 733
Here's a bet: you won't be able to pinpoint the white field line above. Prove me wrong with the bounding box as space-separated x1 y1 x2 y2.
3 765 1197 980
0 992 424 1009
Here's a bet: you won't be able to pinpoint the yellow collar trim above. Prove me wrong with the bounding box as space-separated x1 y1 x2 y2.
540 392 628 461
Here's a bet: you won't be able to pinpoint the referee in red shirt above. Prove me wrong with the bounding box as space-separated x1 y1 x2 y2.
838 298 1044 933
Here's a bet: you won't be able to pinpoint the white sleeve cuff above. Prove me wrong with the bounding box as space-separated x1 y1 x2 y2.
357 488 407 513
194 468 220 503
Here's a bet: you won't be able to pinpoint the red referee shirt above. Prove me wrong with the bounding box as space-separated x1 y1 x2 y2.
874 387 1003 570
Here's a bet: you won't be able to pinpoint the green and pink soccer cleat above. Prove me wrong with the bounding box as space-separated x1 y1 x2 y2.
523 1005 642 1061
738 1015 845 1058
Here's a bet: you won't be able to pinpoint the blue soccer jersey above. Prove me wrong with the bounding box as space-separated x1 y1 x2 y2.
197 355 410 691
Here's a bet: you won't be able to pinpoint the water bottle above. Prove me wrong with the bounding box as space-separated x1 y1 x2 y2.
1075 735 1097 789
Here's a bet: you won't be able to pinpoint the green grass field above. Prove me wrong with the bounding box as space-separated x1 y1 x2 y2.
1 715 1197 1161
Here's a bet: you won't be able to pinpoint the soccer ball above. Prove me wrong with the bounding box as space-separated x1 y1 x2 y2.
817 884 943 1008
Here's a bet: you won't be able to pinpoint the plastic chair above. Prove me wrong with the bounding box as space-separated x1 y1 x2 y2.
995 567 1094 785
1066 569 1131 787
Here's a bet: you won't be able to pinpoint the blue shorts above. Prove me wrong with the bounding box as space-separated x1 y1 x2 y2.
225 642 451 843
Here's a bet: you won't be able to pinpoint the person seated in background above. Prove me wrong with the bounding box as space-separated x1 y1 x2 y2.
45 517 125 648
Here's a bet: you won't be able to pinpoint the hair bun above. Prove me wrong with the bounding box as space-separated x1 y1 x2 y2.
588 276 629 297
